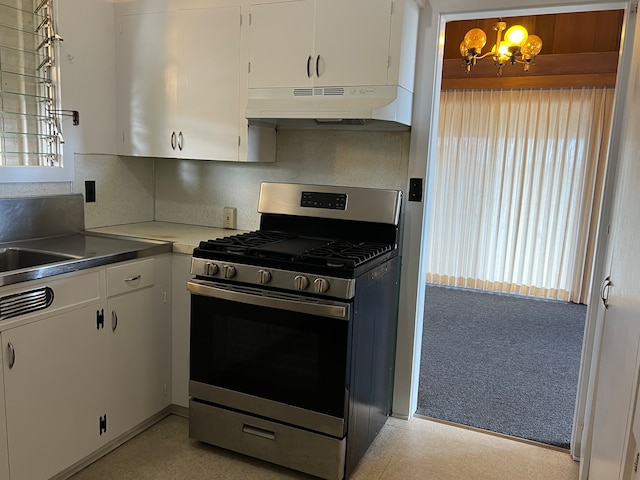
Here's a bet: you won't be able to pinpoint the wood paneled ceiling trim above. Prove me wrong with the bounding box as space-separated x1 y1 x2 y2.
442 10 623 90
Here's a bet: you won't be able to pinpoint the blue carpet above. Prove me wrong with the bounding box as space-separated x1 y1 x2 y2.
416 284 586 448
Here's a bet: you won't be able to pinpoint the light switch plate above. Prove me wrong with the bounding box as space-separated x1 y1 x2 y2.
223 207 237 229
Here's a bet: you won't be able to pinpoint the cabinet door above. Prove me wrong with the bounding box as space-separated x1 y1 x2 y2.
247 0 315 89
108 286 171 439
115 12 177 158
0 368 8 480
176 6 241 161
2 305 109 480
313 0 392 87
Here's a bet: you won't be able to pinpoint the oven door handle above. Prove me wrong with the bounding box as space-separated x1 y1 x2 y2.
187 280 351 321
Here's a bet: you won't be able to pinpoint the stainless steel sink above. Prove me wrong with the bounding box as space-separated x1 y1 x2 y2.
0 248 80 273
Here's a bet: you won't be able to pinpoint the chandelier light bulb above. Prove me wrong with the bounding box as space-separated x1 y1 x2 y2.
491 41 510 62
460 40 469 57
504 25 528 47
521 34 543 58
463 28 487 51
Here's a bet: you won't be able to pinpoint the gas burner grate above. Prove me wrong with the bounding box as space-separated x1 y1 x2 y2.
198 231 294 254
301 241 392 268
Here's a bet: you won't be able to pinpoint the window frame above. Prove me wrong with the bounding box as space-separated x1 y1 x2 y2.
0 0 71 183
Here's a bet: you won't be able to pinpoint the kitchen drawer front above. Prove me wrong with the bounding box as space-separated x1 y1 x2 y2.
106 258 155 298
0 270 101 325
189 400 346 480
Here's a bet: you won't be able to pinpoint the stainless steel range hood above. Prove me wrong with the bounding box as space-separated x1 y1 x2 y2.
245 84 413 129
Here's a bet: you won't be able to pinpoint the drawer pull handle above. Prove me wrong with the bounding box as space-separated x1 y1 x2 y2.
242 424 276 441
124 274 141 283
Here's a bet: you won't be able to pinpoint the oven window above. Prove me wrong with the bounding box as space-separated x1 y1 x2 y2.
190 295 350 418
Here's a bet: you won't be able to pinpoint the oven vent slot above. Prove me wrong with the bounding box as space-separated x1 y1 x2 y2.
291 88 346 97
322 87 345 96
0 287 54 321
293 88 313 97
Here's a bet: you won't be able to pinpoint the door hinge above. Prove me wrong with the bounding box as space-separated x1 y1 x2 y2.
634 451 639 472
633 1 638 14
99 414 107 435
96 309 104 330
390 0 395 16
248 61 251 74
240 13 243 27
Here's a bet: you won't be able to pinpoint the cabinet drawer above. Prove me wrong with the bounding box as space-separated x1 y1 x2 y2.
0 270 101 324
189 400 346 480
107 258 155 297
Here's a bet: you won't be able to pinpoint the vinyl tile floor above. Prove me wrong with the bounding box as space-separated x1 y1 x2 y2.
69 414 579 480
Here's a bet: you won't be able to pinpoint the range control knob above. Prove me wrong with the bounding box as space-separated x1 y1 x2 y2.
257 269 272 284
204 262 219 276
294 275 310 291
222 265 236 279
313 278 330 294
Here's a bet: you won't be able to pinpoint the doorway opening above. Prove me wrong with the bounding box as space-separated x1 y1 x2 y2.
417 10 622 449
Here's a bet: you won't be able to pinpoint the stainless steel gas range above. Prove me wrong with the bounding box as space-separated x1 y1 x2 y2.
187 182 403 480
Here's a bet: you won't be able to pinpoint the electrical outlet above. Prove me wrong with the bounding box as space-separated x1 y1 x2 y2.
223 207 237 229
85 180 96 202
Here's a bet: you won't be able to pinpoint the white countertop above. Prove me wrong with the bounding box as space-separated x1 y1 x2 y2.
88 221 247 254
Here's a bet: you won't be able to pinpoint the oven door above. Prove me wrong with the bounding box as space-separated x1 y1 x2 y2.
187 279 352 438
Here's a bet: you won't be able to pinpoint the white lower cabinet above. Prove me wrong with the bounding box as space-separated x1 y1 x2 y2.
0 255 171 480
106 257 171 440
2 304 109 480
0 363 10 480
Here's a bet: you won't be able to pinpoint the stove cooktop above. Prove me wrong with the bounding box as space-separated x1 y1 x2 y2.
194 230 394 271
190 184 401 298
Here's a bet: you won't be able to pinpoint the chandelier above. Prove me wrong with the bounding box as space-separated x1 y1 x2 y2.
460 20 543 76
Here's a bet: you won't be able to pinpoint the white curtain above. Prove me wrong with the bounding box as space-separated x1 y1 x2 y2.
426 87 615 303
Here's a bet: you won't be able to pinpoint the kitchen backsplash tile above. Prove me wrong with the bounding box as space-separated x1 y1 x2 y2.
154 129 410 231
0 182 70 197
72 154 154 229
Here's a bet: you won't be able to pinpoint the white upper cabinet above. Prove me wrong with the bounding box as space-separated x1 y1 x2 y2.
175 7 241 161
313 0 392 87
116 6 239 160
247 0 395 89
247 0 315 89
115 2 275 162
116 12 173 158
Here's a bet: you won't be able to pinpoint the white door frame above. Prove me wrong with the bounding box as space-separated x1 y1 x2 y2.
393 0 631 468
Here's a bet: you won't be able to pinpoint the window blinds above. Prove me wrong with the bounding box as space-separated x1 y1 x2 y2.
0 0 62 167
